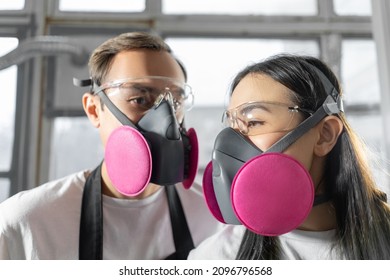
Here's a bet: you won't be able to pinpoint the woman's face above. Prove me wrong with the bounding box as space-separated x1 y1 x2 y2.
228 73 318 172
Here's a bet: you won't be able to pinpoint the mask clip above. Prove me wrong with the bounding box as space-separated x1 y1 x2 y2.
323 95 344 115
73 77 92 87
154 90 175 109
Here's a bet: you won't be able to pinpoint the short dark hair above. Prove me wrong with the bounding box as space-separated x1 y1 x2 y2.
89 31 187 86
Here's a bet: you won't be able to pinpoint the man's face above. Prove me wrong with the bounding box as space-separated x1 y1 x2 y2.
95 50 186 147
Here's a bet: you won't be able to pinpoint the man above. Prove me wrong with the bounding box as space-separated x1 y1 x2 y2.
0 32 221 259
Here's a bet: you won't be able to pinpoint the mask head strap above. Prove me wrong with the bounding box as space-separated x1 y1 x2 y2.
308 64 344 113
266 62 343 153
73 77 137 129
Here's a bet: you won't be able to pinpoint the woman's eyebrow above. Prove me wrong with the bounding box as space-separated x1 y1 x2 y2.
241 103 272 114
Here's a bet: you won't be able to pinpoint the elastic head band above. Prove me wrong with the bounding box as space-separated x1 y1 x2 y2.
303 62 344 113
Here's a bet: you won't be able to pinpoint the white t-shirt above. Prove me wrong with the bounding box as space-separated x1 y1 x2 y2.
188 225 340 260
0 170 223 260
188 225 246 260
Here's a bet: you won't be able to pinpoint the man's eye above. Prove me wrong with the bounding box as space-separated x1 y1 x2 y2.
126 96 156 111
128 97 147 105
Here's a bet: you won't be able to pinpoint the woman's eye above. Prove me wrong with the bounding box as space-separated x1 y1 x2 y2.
247 120 265 128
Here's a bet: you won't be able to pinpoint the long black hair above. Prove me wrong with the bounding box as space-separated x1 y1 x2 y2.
233 54 390 259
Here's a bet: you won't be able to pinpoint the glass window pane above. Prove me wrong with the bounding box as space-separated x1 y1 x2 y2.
341 39 379 106
334 0 371 16
163 0 317 15
342 40 387 194
166 38 319 107
0 38 19 171
51 35 112 110
59 0 145 12
0 0 24 10
49 117 104 180
347 113 389 194
0 178 10 203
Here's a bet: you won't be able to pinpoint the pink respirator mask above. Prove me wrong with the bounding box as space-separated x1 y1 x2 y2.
74 76 199 196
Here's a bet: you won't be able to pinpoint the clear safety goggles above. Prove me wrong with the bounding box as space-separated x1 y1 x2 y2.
222 101 313 136
94 76 194 115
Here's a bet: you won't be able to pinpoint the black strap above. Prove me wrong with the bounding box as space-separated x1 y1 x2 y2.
79 165 194 260
79 165 103 260
313 193 332 206
267 94 341 154
97 91 137 128
267 105 328 153
164 185 195 259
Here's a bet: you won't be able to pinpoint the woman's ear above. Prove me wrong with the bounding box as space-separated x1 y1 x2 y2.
82 93 101 128
314 116 343 157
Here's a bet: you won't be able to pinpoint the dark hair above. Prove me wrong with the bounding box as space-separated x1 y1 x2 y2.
89 31 187 86
233 54 390 259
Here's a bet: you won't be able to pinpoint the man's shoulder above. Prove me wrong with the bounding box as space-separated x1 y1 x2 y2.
0 170 90 226
13 169 89 200
36 169 91 194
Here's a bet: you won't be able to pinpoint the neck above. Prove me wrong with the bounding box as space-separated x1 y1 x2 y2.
299 155 336 231
101 162 161 199
298 201 336 231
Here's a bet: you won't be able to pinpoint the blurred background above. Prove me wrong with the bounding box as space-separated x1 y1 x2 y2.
1 0 390 202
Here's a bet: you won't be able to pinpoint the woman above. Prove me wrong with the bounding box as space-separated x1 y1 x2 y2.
189 54 390 259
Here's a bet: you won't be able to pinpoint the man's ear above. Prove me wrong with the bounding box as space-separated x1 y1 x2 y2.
314 116 343 157
82 93 101 128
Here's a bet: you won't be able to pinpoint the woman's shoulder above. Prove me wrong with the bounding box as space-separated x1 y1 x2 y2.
188 225 246 260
